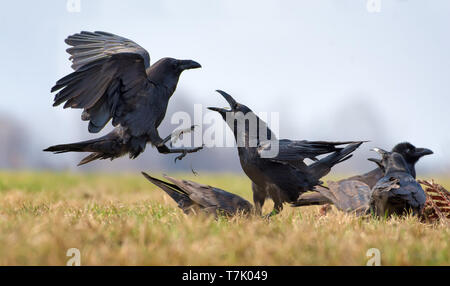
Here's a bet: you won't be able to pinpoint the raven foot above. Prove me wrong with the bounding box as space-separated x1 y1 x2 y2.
174 145 204 163
262 209 280 220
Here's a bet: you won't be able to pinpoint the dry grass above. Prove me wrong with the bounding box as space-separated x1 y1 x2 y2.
0 171 448 265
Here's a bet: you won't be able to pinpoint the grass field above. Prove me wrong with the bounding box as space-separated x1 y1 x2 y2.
0 171 448 266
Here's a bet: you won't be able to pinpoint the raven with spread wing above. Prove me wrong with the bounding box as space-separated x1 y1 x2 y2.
44 31 203 165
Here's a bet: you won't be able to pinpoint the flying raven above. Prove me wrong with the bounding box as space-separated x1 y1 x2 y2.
142 173 253 217
208 90 364 216
44 31 203 165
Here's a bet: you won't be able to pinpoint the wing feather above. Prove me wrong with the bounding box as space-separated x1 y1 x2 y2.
258 139 358 162
51 31 152 135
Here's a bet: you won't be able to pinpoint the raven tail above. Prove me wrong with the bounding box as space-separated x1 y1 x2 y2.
309 141 364 180
43 130 126 165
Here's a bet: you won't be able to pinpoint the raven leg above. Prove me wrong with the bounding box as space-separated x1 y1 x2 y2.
252 182 267 216
266 185 284 217
153 125 204 161
157 145 204 162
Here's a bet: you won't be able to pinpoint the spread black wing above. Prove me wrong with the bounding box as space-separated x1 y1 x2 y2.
51 31 153 135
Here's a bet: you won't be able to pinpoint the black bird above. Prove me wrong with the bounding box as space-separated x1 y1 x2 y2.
142 173 253 217
293 142 433 207
44 31 203 165
302 148 429 217
310 179 374 215
295 156 384 215
369 148 427 217
208 90 364 216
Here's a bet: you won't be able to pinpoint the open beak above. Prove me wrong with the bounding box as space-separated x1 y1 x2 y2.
178 59 201 70
368 158 382 164
368 157 383 169
415 147 433 158
207 90 237 114
371 147 389 156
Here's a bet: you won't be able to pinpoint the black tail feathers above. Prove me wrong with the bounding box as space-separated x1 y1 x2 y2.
310 141 364 180
43 131 126 165
43 141 93 154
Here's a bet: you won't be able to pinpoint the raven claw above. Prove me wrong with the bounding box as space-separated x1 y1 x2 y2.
174 152 187 163
262 209 278 220
173 145 204 163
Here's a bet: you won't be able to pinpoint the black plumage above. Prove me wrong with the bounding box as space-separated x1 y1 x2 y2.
293 142 433 207
313 180 373 215
300 147 429 217
44 31 203 165
208 90 364 216
369 148 427 217
142 173 253 217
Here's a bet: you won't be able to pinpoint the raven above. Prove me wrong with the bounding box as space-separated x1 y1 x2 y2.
142 173 253 217
369 148 427 217
44 31 203 165
302 148 428 217
208 90 364 216
293 142 433 207
311 179 374 215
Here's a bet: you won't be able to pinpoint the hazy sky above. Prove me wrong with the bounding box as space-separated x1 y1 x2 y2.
1 0 449 173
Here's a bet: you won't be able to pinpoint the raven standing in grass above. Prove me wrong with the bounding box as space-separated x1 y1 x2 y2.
44 31 203 165
369 148 427 217
293 142 433 207
208 90 364 216
297 148 429 217
142 173 253 217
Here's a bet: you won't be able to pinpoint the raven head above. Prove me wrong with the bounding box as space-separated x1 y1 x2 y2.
208 90 273 144
391 142 432 178
150 57 201 75
148 58 201 93
371 148 410 175
392 142 433 164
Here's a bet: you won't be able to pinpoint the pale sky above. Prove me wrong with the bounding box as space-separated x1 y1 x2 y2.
0 0 449 173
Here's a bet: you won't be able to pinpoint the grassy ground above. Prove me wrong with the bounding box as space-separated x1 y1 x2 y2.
0 171 448 266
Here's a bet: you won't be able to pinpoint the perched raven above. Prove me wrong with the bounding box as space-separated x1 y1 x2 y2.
142 173 253 217
208 90 364 216
293 142 433 207
44 31 203 165
369 148 427 217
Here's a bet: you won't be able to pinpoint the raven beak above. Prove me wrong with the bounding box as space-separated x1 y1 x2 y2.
368 158 383 169
207 106 228 115
178 60 201 70
371 147 388 156
215 90 238 108
415 147 433 158
207 90 238 114
368 158 381 164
